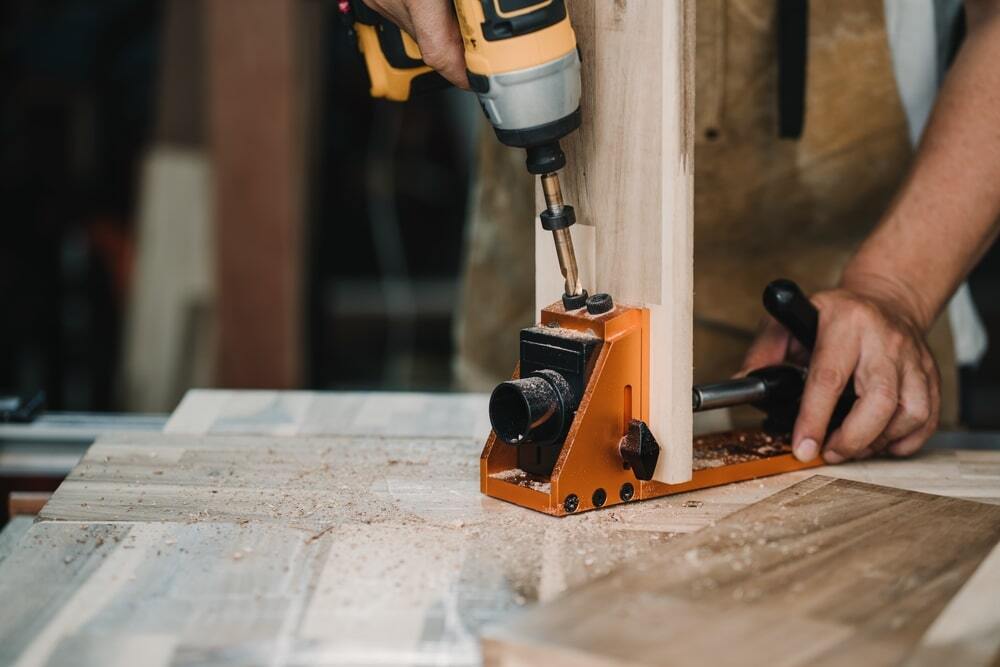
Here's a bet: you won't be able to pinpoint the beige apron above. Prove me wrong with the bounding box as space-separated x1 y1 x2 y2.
694 0 958 425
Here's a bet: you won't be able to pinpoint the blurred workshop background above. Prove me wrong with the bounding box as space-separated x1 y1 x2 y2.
2 0 1000 425
0 0 536 425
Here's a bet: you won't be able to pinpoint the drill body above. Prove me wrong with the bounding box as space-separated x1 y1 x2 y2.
453 0 581 174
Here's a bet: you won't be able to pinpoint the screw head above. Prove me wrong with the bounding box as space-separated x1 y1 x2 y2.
619 483 635 502
592 488 607 508
563 494 580 513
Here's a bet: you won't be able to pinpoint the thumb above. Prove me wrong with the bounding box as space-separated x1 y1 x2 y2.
738 316 791 376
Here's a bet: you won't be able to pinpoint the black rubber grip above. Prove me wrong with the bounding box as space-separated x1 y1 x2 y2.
762 278 856 431
763 278 818 351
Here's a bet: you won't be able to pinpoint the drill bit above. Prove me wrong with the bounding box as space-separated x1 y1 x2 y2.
540 172 583 297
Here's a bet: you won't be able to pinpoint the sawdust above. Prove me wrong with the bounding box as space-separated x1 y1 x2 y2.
524 325 600 343
491 468 551 494
49 431 729 644
693 430 792 470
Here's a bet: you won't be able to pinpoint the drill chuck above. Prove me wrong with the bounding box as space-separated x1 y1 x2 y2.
527 141 569 175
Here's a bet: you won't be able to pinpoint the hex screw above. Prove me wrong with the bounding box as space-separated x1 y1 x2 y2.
619 483 635 502
592 488 607 508
563 494 580 513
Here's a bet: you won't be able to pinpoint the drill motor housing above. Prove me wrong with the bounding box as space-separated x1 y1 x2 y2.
348 0 582 172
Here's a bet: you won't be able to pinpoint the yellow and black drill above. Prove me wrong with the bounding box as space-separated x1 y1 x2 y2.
343 0 587 308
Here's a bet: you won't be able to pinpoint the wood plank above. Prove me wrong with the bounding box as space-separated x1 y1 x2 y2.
8 391 1000 666
207 0 304 388
164 389 492 439
164 391 1000 501
0 516 32 566
0 522 135 667
483 477 1000 666
906 541 1000 666
2 518 658 666
40 428 1000 527
13 461 1000 666
535 1 695 484
7 492 51 518
32 430 1000 661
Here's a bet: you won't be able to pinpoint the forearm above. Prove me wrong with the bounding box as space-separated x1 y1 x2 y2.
843 5 1000 330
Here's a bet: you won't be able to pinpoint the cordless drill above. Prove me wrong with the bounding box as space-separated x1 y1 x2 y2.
344 0 587 306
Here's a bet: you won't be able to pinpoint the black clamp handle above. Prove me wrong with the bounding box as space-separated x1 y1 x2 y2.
762 279 856 432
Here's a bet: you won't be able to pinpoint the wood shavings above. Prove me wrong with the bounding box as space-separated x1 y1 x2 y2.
693 430 792 470
490 469 551 494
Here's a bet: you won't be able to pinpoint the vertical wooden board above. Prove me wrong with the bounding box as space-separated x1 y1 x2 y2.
535 1 694 482
207 0 304 389
483 477 1000 666
651 0 695 482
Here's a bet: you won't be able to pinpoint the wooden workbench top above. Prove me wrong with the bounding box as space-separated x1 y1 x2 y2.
1 390 998 666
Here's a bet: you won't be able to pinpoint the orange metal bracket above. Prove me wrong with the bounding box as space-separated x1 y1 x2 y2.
480 302 822 516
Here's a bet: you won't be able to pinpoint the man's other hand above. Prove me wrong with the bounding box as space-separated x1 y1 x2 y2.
740 287 940 464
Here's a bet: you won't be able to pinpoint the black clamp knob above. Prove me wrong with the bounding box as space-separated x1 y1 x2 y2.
586 292 614 315
619 419 660 481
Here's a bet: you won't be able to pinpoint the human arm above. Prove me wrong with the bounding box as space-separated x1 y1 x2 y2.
742 1 1000 463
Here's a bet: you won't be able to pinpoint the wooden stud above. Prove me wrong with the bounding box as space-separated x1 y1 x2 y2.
535 1 695 483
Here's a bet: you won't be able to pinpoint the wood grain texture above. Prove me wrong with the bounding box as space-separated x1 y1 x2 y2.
535 1 695 484
0 516 32 566
5 391 1000 666
19 432 717 666
906 540 1000 666
483 477 1000 666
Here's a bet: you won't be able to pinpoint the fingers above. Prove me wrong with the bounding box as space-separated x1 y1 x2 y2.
781 289 940 464
407 0 469 88
792 315 860 461
880 366 932 443
826 345 937 462
888 362 940 457
822 360 898 462
739 316 790 376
